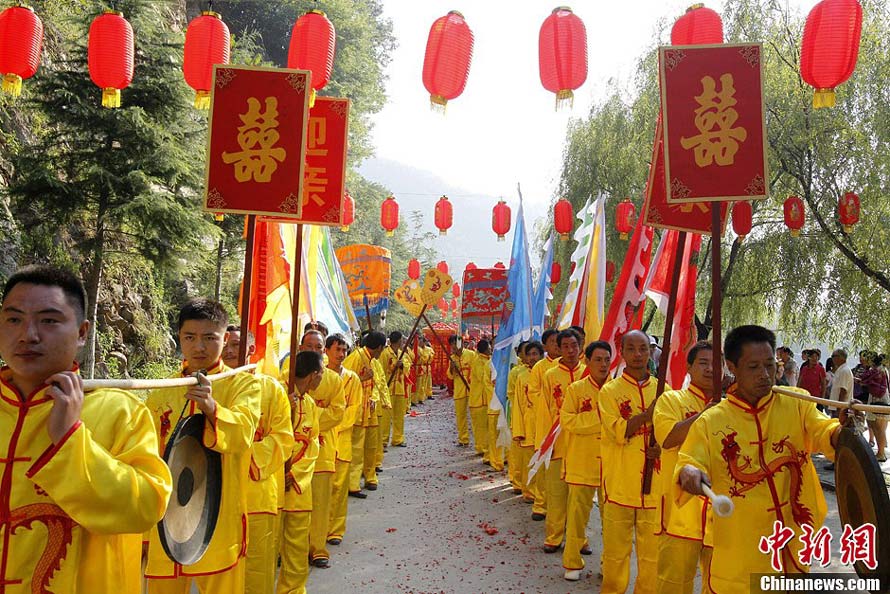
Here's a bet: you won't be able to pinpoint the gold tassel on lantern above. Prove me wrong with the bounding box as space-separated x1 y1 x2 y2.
102 87 121 108
340 224 350 232
812 88 836 109
555 89 574 111
429 94 447 114
214 213 225 222
194 90 211 110
309 88 316 108
2 74 22 97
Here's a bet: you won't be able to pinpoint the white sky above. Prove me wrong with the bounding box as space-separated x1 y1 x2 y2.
368 0 817 225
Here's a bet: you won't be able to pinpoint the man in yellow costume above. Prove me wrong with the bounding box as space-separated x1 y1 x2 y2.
302 329 346 569
516 341 544 508
470 339 494 462
326 333 363 545
409 335 423 406
423 338 435 400
448 334 474 446
222 326 294 594
0 265 172 594
537 330 586 555
380 331 411 447
598 329 660 594
343 331 386 498
277 351 323 594
527 329 561 521
145 298 262 593
652 340 715 594
506 341 529 491
371 349 393 474
676 325 844 594
560 339 612 581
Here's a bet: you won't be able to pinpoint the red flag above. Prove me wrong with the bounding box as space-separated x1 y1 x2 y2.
666 233 702 389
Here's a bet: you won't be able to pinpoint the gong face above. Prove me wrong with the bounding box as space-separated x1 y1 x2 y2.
158 414 222 566
835 427 890 580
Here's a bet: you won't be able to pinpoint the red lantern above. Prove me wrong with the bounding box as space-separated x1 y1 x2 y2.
407 258 421 280
288 10 336 106
570 262 576 276
732 201 753 241
438 297 448 314
606 260 616 283
492 199 512 241
452 283 461 298
551 262 562 285
838 191 860 232
381 196 399 236
340 190 355 232
450 298 458 312
670 4 724 45
422 11 473 111
554 198 574 241
183 11 230 109
435 195 453 235
494 262 506 270
538 7 587 109
466 262 477 271
800 0 862 109
0 5 43 97
437 261 449 274
784 196 805 237
616 198 636 240
88 10 134 108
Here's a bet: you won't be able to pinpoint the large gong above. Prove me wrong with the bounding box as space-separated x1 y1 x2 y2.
835 426 890 583
158 413 222 565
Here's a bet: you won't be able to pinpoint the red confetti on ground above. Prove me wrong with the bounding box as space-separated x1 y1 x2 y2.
478 521 499 535
386 528 397 533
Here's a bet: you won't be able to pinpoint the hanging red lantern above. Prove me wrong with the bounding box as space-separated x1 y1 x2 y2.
554 198 574 241
288 10 336 106
494 262 506 270
88 9 134 108
551 262 562 285
800 0 862 109
450 297 458 311
670 4 724 45
732 201 753 241
422 10 474 111
492 199 512 242
340 190 355 232
570 262 576 276
0 5 43 97
615 198 636 240
437 261 449 274
183 10 230 109
407 258 421 280
438 297 448 314
606 260 616 283
466 262 477 271
452 283 461 298
538 6 587 109
380 196 399 236
838 191 860 232
435 195 453 235
784 196 805 237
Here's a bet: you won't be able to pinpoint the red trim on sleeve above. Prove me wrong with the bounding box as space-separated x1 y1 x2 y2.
26 420 83 478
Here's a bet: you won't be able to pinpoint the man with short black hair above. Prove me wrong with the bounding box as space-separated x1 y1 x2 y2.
448 334 475 445
344 331 386 496
380 331 411 448
0 265 172 593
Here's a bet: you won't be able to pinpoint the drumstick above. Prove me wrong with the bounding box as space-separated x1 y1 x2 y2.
82 364 258 392
772 385 889 415
702 484 734 518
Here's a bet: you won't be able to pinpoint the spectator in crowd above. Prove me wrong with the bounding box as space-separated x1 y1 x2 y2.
798 348 827 398
777 346 798 386
857 351 889 462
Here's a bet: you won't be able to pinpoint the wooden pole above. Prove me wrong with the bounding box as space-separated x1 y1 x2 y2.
421 311 469 390
364 293 374 332
711 206 723 403
387 305 427 388
83 364 257 391
287 224 305 395
642 231 687 495
238 215 257 366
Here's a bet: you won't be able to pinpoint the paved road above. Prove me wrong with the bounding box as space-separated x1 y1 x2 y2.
306 390 868 593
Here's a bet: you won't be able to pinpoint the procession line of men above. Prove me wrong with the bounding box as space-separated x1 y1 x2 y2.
0 263 441 594
450 323 848 593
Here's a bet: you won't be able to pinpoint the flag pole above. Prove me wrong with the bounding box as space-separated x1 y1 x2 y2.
238 215 257 366
710 206 724 403
287 223 304 395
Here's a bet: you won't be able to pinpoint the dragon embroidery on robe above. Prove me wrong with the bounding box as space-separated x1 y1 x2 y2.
8 503 76 594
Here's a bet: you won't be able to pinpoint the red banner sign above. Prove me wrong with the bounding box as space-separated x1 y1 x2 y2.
659 43 768 204
204 65 310 218
299 96 350 225
461 268 508 321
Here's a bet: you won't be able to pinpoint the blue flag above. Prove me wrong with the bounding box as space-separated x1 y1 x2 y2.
532 234 555 337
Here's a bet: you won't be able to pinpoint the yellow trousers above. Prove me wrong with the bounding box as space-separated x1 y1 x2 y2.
147 561 245 594
515 445 534 500
544 459 569 547
487 414 504 470
531 461 547 515
277 511 310 594
508 442 520 488
379 408 393 452
328 459 351 540
348 426 366 492
454 397 469 444
391 393 408 445
563 484 596 570
245 514 277 594
601 502 658 594
655 535 712 594
470 406 488 456
308 472 332 561
364 425 379 485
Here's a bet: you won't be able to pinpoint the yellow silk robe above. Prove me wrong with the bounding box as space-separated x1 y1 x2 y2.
247 374 295 515
145 360 261 577
447 349 475 399
652 384 710 540
333 368 363 463
343 348 378 428
561 376 603 487
508 365 531 442
283 393 320 512
371 358 391 416
469 354 494 409
673 388 840 592
308 367 346 474
598 373 661 509
514 366 536 447
0 367 171 594
380 346 410 397
527 356 560 446
536 361 584 458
